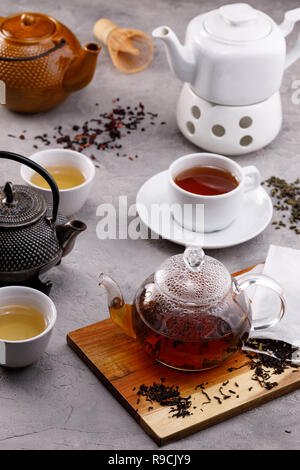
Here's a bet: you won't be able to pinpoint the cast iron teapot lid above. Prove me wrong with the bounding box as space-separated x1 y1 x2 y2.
0 181 48 229
0 150 59 230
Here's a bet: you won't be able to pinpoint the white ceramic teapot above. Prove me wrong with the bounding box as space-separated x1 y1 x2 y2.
153 4 300 154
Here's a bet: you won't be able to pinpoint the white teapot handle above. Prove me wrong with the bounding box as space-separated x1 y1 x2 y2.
280 8 300 69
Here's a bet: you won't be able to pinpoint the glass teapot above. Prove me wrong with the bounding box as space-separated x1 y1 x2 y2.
100 247 285 371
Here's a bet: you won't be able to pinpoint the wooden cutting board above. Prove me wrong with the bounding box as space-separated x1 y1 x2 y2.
67 318 300 446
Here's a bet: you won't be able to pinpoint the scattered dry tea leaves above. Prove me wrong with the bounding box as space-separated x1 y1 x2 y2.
240 338 300 390
262 176 300 234
133 339 299 418
8 99 164 166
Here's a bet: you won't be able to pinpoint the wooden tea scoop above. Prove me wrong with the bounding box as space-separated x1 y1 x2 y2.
93 18 154 74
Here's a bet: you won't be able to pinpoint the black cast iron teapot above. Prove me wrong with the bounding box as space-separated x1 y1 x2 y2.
0 151 87 292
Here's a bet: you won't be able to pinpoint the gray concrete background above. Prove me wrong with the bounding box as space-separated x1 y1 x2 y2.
0 0 299 450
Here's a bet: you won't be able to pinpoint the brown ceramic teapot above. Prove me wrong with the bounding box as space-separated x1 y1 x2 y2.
0 12 101 113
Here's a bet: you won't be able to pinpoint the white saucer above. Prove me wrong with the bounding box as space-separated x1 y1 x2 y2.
136 171 273 249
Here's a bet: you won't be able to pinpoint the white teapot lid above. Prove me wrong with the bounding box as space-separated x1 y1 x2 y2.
204 3 272 42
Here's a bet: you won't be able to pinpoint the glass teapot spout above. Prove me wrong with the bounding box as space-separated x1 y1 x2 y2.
99 274 136 339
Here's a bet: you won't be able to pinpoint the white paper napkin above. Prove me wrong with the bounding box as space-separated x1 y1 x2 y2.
238 245 300 361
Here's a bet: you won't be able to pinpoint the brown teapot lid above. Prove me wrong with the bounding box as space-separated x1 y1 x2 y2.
0 13 57 42
0 182 47 229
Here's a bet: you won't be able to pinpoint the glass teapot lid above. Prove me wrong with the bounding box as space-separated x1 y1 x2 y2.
203 3 272 42
155 247 232 306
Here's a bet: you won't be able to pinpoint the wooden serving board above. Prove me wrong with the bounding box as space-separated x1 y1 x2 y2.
67 318 300 446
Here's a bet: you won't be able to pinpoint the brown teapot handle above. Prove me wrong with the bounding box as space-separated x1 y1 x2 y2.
0 151 59 223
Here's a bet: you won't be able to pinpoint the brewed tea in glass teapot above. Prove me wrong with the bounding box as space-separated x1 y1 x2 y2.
100 247 285 371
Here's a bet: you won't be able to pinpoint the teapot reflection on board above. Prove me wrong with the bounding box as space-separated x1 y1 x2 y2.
153 3 300 155
0 12 101 113
0 151 86 294
100 247 286 371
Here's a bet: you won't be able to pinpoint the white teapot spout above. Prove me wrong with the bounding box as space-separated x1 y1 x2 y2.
152 26 195 83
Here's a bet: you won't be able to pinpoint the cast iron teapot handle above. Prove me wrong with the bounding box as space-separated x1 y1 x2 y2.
0 151 59 223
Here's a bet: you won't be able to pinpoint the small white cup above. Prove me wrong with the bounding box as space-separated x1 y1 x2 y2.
168 153 260 233
0 286 56 368
20 149 95 216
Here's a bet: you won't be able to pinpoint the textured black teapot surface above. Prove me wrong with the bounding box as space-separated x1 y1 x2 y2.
0 151 87 292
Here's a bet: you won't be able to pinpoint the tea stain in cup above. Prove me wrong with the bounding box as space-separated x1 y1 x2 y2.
31 165 86 190
174 166 239 196
0 305 47 341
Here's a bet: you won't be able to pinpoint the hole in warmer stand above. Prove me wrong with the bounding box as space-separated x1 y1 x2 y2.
239 116 253 129
212 125 225 137
240 135 253 146
191 106 201 119
186 121 195 134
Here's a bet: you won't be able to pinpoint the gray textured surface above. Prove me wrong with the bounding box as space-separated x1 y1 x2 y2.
0 0 299 450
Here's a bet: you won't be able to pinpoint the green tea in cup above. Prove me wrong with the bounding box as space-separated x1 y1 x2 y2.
31 165 85 190
0 305 47 341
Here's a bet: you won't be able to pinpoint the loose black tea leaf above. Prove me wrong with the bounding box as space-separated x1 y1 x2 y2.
201 389 211 405
214 396 222 404
195 383 205 390
219 387 231 399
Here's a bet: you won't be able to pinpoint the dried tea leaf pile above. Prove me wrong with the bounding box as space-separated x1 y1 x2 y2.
262 176 300 234
242 338 300 390
135 378 192 418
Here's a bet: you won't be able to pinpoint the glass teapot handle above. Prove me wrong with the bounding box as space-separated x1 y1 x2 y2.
236 273 286 331
0 151 59 223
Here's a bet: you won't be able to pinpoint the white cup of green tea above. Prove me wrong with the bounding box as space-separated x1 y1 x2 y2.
0 286 56 368
20 149 95 215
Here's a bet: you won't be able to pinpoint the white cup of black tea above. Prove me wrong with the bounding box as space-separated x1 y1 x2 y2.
168 153 261 232
0 286 56 368
21 149 95 216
